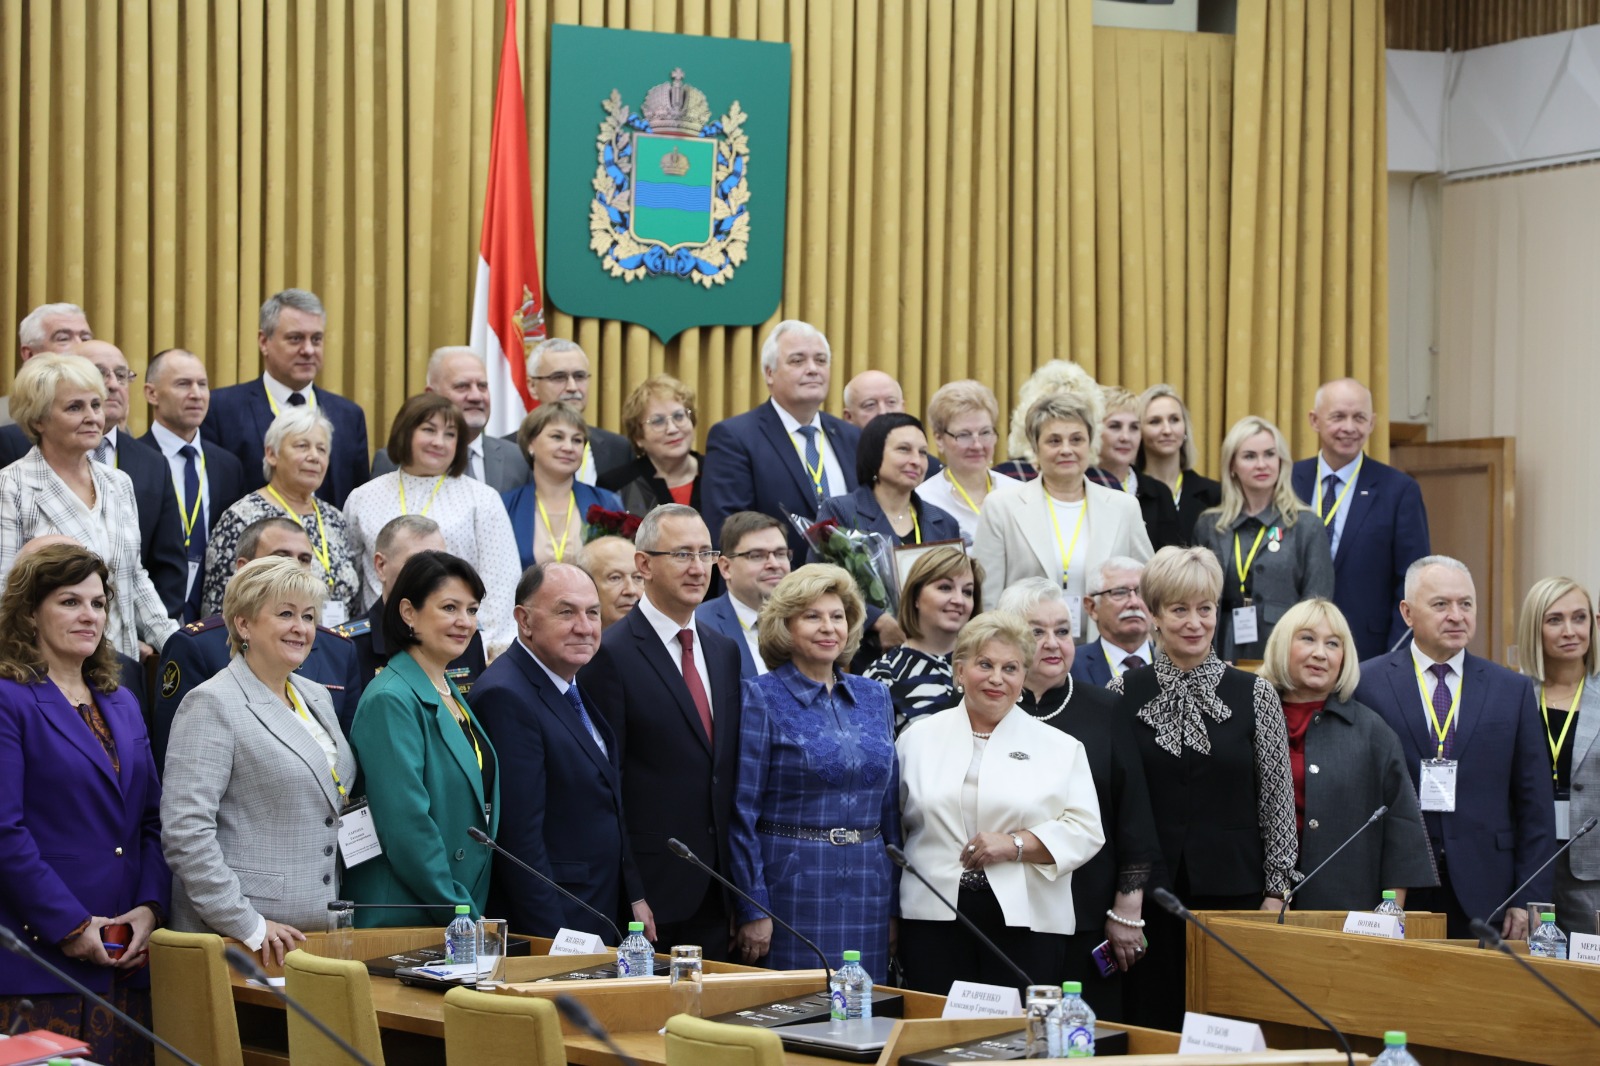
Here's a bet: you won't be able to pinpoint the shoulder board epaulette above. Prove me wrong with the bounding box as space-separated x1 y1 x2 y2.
333 618 372 640
181 615 227 635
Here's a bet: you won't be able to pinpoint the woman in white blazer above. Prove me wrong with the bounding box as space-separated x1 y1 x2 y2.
973 392 1153 630
897 613 1104 994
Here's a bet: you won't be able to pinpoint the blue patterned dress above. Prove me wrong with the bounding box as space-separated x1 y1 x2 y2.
729 663 902 982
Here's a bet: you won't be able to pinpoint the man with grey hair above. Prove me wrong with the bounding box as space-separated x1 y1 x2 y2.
1353 554 1554 940
372 346 530 492
0 302 94 426
701 319 862 559
509 337 631 482
840 369 905 427
580 503 745 959
200 288 370 508
1071 555 1154 686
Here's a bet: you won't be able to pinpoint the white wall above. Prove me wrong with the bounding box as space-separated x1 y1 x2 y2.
1386 173 1439 430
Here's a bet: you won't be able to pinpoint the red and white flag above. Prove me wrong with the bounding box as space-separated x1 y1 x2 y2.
471 0 545 438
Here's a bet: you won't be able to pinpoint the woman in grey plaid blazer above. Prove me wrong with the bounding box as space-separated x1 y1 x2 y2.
0 354 179 658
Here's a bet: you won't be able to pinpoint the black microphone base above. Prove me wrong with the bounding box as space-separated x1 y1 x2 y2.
897 1025 1130 1062
706 989 904 1029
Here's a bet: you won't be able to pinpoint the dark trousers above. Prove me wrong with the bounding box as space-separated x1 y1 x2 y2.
655 879 732 963
1407 851 1473 939
1121 870 1259 1032
898 884 1067 999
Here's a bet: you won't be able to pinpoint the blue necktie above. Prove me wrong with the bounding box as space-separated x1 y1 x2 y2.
564 682 607 756
288 392 307 406
797 425 823 503
180 444 207 621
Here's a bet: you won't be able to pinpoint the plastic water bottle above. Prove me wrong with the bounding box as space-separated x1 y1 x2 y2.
1529 911 1569 960
1023 983 1063 1058
1050 981 1095 1057
1373 1030 1421 1064
445 905 476 965
1374 890 1406 937
616 920 654 977
829 950 873 1022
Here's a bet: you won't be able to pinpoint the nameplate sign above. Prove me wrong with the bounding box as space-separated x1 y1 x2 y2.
1342 912 1403 940
1569 932 1600 963
941 981 1023 1019
1178 1012 1266 1054
549 928 607 955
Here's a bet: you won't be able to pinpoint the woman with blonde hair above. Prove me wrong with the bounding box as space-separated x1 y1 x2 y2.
916 380 1020 538
728 564 900 980
599 373 704 514
1258 598 1435 913
1134 384 1221 550
1516 577 1600 932
1193 416 1332 662
1089 385 1143 494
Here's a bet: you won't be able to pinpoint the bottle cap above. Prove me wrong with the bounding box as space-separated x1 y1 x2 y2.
629 921 645 932
455 904 471 915
1062 981 1082 994
1541 911 1556 922
1381 890 1397 900
842 949 861 962
1383 1031 1406 1046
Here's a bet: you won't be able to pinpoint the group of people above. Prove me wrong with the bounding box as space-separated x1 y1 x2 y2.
0 296 1589 1059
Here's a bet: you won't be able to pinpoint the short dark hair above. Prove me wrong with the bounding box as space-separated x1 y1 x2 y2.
718 510 784 555
515 404 587 472
386 393 470 478
237 516 307 562
382 551 487 652
855 411 925 487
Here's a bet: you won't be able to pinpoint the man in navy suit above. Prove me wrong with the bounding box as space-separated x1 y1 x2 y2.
1292 378 1430 661
473 562 646 940
698 511 792 679
502 338 633 481
580 504 744 959
1354 555 1554 939
701 320 862 561
141 348 246 621
1071 556 1154 686
200 289 370 509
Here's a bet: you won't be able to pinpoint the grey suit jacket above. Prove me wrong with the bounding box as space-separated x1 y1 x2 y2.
161 655 357 939
0 394 11 428
1566 679 1600 878
371 433 531 494
1192 504 1335 661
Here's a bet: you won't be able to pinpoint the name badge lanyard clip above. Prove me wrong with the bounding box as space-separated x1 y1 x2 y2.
1413 658 1461 760
1233 525 1268 607
1541 678 1585 787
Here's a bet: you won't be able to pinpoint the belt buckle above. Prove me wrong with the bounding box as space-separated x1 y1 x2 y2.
828 828 860 845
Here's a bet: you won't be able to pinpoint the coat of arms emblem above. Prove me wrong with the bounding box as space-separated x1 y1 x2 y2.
589 67 750 286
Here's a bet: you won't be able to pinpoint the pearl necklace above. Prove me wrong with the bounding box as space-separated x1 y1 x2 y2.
971 730 992 739
1026 676 1074 722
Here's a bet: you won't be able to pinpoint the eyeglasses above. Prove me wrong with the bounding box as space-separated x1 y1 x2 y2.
99 368 137 386
528 370 591 385
942 428 997 446
728 548 792 563
644 409 693 431
642 549 721 563
1092 586 1141 602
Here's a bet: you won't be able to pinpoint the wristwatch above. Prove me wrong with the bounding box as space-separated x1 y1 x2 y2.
1009 832 1025 862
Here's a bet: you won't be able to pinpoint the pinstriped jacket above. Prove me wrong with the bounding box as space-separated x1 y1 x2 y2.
0 447 180 658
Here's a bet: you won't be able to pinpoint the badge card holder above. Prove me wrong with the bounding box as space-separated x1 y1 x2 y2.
1419 759 1458 812
338 798 384 866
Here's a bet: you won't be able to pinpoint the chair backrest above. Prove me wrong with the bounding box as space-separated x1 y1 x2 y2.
441 986 566 1065
664 1013 785 1066
282 948 386 1066
147 929 245 1066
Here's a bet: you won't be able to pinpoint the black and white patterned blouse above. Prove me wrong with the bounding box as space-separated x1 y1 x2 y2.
200 491 363 623
862 645 959 735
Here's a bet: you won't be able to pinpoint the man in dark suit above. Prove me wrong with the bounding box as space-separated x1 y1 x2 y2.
1354 555 1554 939
504 338 631 481
473 562 645 939
372 346 531 493
1071 556 1153 686
697 510 791 679
1292 378 1430 661
141 348 246 621
152 516 362 768
700 320 862 560
581 504 744 958
200 288 370 509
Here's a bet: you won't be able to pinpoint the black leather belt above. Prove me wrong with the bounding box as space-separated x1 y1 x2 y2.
756 820 882 845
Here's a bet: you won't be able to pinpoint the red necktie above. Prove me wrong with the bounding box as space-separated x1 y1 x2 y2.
678 629 713 742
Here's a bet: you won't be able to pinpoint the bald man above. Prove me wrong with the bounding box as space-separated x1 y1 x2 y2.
372 347 531 492
840 370 906 427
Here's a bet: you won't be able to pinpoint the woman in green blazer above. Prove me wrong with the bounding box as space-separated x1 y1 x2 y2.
345 552 500 928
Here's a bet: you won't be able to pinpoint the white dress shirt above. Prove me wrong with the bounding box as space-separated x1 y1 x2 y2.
262 371 315 411
770 398 847 499
1409 642 1466 736
637 591 715 720
518 639 607 755
1102 638 1154 676
915 467 1021 541
730 593 769 675
1314 452 1363 557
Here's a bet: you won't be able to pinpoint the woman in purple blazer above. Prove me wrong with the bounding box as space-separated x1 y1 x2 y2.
0 541 168 1065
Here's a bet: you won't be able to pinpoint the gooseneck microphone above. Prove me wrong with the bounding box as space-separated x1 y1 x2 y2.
1469 918 1600 1032
884 843 1036 988
225 946 379 1066
1482 815 1599 930
467 827 624 944
0 926 204 1066
555 993 642 1066
1279 805 1388 924
667 837 833 990
1152 888 1353 1066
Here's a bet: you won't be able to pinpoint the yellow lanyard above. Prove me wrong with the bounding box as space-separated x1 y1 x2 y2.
906 507 922 545
1413 658 1462 759
1232 525 1268 599
440 686 485 770
944 468 990 515
169 448 208 550
1315 454 1364 525
286 683 347 800
1540 679 1585 783
1045 493 1088 586
1120 470 1135 493
264 485 336 592
398 473 446 516
790 432 826 502
1171 470 1183 507
537 492 576 562
264 381 316 415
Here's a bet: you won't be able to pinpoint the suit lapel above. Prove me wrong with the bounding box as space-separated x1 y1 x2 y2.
755 405 820 515
822 415 859 493
1015 481 1062 579
1384 653 1437 758
229 657 345 813
24 456 96 546
629 609 712 756
35 682 120 790
1451 654 1489 757
1333 459 1380 563
389 653 487 815
708 597 756 677
1570 678 1600 771
510 646 617 783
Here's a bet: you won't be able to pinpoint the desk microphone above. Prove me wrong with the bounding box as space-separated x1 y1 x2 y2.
667 837 833 990
467 827 623 944
554 993 642 1066
1469 918 1600 1032
0 926 203 1066
5 999 31 1036
224 946 379 1066
1482 815 1598 930
884 843 1035 989
1152 888 1353 1066
1279 805 1387 923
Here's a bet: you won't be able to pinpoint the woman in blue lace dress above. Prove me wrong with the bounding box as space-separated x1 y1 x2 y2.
728 564 901 981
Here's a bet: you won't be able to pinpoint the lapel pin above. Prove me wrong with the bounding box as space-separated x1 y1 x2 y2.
1009 751 1029 761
